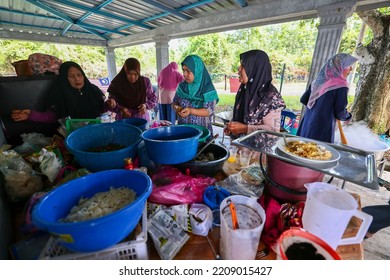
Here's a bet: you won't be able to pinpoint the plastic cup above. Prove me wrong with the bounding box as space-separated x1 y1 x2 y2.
239 149 252 166
227 146 238 163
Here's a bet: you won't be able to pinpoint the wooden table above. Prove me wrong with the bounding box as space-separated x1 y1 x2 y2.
149 159 364 260
149 213 364 260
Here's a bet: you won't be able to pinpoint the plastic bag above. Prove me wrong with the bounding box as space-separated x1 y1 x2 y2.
31 148 62 182
0 149 43 202
147 208 189 260
3 170 43 202
149 166 216 205
218 163 264 197
14 133 51 156
189 204 212 236
0 150 32 174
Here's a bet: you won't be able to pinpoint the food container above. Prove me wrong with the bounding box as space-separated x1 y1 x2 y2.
140 125 202 164
65 122 142 172
260 156 324 203
117 117 148 131
276 228 341 260
32 170 152 253
179 124 210 142
175 143 229 177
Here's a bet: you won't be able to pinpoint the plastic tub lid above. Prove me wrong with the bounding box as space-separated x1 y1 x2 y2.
203 186 230 210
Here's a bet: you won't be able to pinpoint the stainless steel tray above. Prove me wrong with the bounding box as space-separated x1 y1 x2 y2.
232 130 379 190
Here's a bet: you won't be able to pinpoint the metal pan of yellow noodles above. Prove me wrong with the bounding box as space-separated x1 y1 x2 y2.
32 169 152 253
276 137 340 164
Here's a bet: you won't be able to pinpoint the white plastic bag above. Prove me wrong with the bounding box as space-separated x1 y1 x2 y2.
189 203 212 236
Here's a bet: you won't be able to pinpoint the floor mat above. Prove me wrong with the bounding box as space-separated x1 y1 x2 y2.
362 205 390 234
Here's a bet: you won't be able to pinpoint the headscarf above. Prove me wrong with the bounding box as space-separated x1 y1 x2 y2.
307 53 358 109
54 61 104 119
107 58 146 110
175 55 219 108
233 50 285 124
157 62 184 91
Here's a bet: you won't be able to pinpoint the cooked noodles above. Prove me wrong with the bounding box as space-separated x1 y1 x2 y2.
61 187 137 223
285 140 332 160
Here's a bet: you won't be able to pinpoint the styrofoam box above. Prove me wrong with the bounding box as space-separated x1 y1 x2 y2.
38 206 148 260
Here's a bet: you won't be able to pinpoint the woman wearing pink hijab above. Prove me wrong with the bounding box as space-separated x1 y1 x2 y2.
157 62 184 123
297 53 358 143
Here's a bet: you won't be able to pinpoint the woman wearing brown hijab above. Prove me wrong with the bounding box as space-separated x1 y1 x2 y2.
105 58 157 121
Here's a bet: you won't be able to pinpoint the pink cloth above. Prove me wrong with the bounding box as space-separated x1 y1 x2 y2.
157 62 184 91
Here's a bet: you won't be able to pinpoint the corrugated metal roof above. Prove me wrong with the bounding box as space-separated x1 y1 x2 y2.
0 0 389 47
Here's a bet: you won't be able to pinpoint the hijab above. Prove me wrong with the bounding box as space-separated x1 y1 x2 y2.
176 55 219 108
54 61 104 119
233 50 285 124
307 53 358 109
107 58 146 110
157 62 184 91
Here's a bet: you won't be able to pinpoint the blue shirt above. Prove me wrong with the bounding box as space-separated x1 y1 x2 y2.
297 87 352 143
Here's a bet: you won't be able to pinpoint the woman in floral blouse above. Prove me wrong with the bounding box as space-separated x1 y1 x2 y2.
225 50 286 139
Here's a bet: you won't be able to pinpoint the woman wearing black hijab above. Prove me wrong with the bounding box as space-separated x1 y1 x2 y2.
225 50 286 138
11 61 105 123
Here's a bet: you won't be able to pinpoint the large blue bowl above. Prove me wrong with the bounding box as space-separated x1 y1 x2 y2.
65 122 142 172
140 125 202 164
32 170 152 253
117 117 148 131
179 124 210 142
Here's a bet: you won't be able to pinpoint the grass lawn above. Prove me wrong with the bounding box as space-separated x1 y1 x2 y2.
215 91 355 114
216 92 303 113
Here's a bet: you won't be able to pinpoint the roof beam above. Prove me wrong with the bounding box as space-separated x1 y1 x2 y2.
0 29 107 46
109 0 390 48
54 0 153 30
234 0 248 7
116 0 215 32
77 0 115 22
142 0 191 20
109 0 327 47
25 0 108 40
0 6 125 38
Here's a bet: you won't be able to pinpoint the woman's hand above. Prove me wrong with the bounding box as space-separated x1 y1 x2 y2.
105 99 116 109
138 104 147 115
226 121 248 135
120 108 131 118
179 107 192 117
11 109 30 121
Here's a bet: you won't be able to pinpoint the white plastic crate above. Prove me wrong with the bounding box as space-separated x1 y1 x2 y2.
38 206 148 260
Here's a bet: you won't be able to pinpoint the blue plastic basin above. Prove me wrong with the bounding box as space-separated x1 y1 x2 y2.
65 122 142 172
32 170 152 253
117 117 148 131
140 125 202 164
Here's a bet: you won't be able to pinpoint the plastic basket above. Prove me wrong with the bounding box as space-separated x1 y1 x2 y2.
38 206 148 260
65 118 101 134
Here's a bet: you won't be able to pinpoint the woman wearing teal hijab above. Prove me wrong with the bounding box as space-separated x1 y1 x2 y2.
173 55 219 136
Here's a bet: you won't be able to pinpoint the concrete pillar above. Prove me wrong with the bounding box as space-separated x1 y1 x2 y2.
155 36 170 78
105 46 117 81
307 1 357 86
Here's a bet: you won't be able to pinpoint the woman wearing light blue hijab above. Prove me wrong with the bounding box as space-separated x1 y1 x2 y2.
173 55 219 136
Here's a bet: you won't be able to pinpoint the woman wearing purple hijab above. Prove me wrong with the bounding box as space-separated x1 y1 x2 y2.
297 53 358 143
157 62 184 123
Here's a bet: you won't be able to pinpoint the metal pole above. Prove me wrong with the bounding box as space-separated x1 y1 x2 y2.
279 63 286 94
